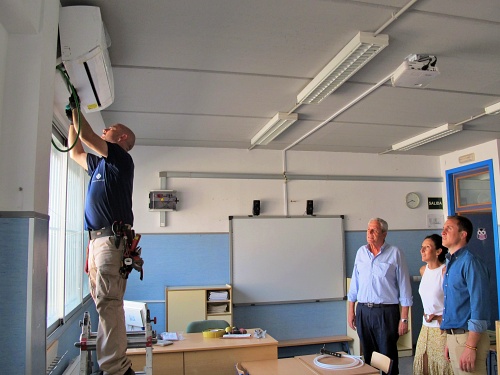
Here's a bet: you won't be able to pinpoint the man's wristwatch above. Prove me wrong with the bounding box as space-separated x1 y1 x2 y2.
401 318 408 323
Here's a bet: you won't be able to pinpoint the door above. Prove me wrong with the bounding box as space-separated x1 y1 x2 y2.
446 160 499 330
466 212 498 328
167 289 206 332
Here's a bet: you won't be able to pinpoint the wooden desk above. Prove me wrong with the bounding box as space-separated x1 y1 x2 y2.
242 357 314 375
127 329 277 375
242 355 379 375
278 335 354 353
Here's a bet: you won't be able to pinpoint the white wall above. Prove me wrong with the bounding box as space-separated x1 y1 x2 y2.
0 0 43 34
0 2 59 374
0 21 8 165
0 0 58 213
131 146 443 233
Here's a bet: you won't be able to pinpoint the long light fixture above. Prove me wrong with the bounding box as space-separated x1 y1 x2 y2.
296 32 389 105
391 123 463 151
251 112 299 146
485 101 500 115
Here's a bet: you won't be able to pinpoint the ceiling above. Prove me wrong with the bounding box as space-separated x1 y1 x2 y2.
55 0 500 156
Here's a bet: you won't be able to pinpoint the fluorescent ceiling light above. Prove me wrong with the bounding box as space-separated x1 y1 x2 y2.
251 112 298 146
297 32 389 105
485 101 500 115
391 123 463 151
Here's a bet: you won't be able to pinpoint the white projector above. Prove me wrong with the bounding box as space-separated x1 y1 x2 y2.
391 60 440 88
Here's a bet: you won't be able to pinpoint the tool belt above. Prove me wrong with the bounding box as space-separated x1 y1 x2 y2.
89 227 114 240
87 221 145 280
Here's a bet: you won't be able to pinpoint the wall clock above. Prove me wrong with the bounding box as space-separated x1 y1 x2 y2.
405 192 420 209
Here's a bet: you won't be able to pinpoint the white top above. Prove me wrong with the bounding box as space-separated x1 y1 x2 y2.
418 264 445 328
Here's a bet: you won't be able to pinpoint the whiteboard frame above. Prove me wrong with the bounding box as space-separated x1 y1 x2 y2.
229 215 346 305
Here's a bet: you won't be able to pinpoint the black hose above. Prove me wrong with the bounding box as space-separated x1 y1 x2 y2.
52 64 81 153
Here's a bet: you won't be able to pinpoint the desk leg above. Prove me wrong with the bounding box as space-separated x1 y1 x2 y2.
341 341 351 355
129 351 184 375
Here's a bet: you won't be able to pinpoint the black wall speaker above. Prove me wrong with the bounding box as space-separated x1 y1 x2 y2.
252 200 260 216
306 200 314 215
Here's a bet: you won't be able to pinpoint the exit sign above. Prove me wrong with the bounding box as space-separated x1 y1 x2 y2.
428 197 443 210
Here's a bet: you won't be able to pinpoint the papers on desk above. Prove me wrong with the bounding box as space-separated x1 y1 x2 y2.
222 333 252 338
160 332 179 341
156 340 174 346
208 291 228 300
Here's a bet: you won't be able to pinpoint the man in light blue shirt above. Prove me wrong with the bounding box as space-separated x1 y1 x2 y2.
348 218 412 375
441 215 490 375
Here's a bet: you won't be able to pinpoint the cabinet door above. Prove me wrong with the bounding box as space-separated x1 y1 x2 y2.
397 306 412 357
167 290 205 332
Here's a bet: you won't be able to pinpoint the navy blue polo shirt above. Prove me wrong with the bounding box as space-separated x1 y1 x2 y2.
84 142 134 230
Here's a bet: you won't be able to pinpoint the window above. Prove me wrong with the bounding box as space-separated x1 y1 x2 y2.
454 166 492 213
47 134 89 332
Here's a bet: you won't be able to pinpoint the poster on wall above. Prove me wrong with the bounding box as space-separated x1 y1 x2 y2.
427 213 444 229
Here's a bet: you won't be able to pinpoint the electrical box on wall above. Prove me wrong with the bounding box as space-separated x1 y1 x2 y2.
149 190 178 211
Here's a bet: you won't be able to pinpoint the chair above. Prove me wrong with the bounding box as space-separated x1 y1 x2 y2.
185 319 230 333
370 351 392 375
235 362 247 375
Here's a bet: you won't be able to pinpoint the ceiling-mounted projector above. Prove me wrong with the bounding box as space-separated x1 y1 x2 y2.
391 54 440 88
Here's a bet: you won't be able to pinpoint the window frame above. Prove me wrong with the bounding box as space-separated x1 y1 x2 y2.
47 128 90 335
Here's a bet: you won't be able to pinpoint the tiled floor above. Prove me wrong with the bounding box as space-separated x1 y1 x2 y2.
399 355 414 374
399 351 499 374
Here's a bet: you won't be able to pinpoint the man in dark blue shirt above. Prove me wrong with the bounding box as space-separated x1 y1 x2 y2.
441 215 490 374
68 104 136 375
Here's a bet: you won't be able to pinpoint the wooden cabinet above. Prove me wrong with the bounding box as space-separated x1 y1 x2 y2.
166 284 232 332
397 306 413 357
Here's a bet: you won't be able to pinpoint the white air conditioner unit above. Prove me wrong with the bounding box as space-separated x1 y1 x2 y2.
59 6 114 113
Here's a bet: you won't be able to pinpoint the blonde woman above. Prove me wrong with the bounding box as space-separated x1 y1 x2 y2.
413 234 453 375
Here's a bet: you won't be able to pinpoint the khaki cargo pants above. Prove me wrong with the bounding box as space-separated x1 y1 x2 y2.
88 236 131 375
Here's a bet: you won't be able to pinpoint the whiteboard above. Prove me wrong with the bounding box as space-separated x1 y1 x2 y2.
230 216 345 304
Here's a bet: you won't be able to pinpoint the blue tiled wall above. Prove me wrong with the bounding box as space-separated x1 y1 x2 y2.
1 217 29 374
125 233 230 331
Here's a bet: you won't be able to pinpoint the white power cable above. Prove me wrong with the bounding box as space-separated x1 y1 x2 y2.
313 354 365 370
374 0 419 36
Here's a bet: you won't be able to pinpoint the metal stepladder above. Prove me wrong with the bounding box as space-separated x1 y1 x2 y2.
75 309 157 375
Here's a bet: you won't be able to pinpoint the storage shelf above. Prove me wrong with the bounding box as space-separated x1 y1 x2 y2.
166 284 232 332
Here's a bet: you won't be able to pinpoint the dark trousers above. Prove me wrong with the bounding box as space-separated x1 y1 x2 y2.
355 303 400 375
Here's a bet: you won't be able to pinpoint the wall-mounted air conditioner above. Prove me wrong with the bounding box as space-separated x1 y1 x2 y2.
59 6 114 113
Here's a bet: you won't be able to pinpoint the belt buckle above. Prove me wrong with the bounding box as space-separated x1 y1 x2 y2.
366 303 374 308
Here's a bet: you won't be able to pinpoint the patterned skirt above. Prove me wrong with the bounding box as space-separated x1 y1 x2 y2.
413 325 454 375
